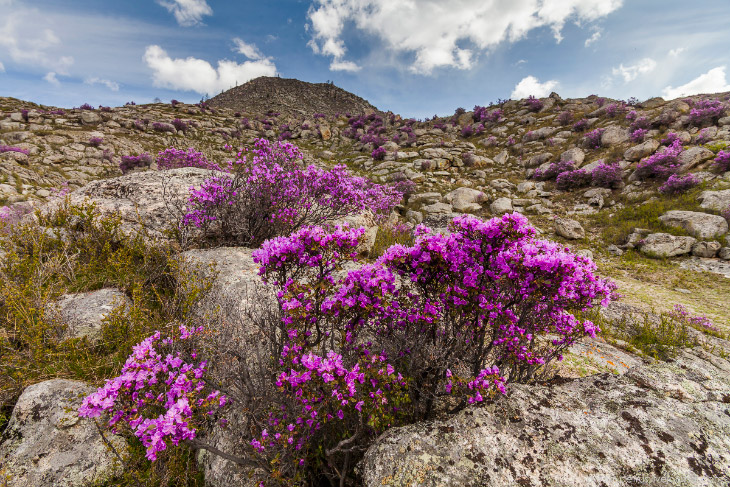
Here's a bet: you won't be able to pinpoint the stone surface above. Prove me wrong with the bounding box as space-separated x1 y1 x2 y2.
698 190 730 212
678 147 714 173
691 240 722 258
50 288 131 340
490 197 513 214
554 217 585 239
444 187 487 213
639 233 696 258
559 147 585 166
658 210 728 239
624 139 660 162
0 379 127 487
600 125 629 146
361 341 730 487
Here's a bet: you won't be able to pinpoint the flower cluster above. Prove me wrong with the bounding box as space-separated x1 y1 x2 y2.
658 173 699 194
181 139 403 247
591 162 623 189
668 304 718 332
156 147 222 171
0 145 29 155
713 150 730 172
634 139 683 180
79 325 228 461
525 95 543 112
584 128 605 149
533 160 575 181
153 122 175 133
557 111 573 125
689 99 725 126
629 116 650 132
371 146 387 161
119 153 153 174
555 169 591 190
89 137 103 147
572 118 589 132
661 132 681 146
630 128 648 143
605 102 627 118
172 118 188 133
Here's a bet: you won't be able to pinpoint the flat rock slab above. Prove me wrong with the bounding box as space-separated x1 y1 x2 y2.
679 257 730 278
659 210 728 239
51 288 131 340
639 233 696 258
567 337 644 374
361 340 730 487
0 379 127 487
699 189 730 212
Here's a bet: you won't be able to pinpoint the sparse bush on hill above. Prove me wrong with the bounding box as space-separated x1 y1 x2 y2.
572 118 589 132
712 150 730 172
557 110 573 125
533 160 575 181
156 148 221 171
658 173 700 194
83 213 615 485
634 139 682 180
525 95 543 112
555 169 591 190
119 153 153 174
688 99 725 126
591 162 623 188
630 128 647 143
584 128 605 149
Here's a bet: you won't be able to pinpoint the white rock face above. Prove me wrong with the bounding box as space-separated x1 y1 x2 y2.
658 210 728 239
361 339 730 487
0 379 127 487
444 187 487 213
698 190 730 212
490 197 513 214
554 217 585 240
50 288 131 340
639 233 696 257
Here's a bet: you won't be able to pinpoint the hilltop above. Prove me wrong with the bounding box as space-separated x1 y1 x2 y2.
207 76 379 117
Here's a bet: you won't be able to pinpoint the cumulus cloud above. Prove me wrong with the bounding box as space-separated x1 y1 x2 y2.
330 60 361 72
44 71 60 86
611 57 656 83
0 12 74 73
143 45 277 95
307 0 623 74
511 75 558 99
668 47 686 57
584 31 601 47
662 66 730 99
157 0 212 26
232 38 264 60
85 77 120 91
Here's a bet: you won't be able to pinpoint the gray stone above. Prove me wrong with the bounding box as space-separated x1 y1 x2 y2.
639 233 696 258
0 379 127 487
678 146 714 173
719 247 730 260
698 189 730 212
658 210 728 239
525 152 552 168
607 244 624 256
623 139 659 162
559 147 585 166
554 217 585 239
444 187 486 213
600 125 629 146
489 197 513 214
80 111 102 125
691 240 721 258
493 150 509 165
361 341 730 487
51 288 131 341
422 202 453 214
405 209 423 225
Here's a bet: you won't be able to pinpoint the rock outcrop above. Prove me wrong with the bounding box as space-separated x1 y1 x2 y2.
361 340 730 487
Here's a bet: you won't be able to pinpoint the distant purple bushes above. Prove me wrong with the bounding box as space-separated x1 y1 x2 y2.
659 173 700 194
555 169 591 190
119 153 153 174
556 111 573 125
688 99 725 126
630 128 648 143
156 148 221 171
0 145 29 155
634 140 683 180
152 122 175 133
713 150 730 172
78 103 94 111
591 162 623 188
629 116 650 132
584 128 605 149
371 146 387 161
88 137 103 147
533 160 575 181
525 96 543 112
172 118 188 133
572 118 589 132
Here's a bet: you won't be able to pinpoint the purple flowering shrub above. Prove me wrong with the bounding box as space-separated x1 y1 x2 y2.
371 146 387 160
591 162 623 188
584 128 605 149
172 118 188 133
630 128 648 143
533 160 575 181
79 103 94 110
629 116 650 132
661 132 681 146
634 139 683 180
153 122 175 133
688 99 725 126
20 109 29 122
460 125 474 137
713 150 730 172
0 146 30 155
605 102 627 118
181 139 403 247
669 304 718 333
555 169 591 190
78 325 228 461
557 111 573 125
722 206 730 223
119 153 153 174
658 173 700 194
572 118 589 132
695 128 713 145
88 137 103 147
156 147 222 171
525 95 543 112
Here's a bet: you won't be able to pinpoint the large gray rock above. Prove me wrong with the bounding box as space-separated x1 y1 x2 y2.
678 147 714 173
624 139 659 162
692 240 722 258
361 342 730 487
490 197 513 214
0 379 127 487
554 217 585 239
600 125 630 147
444 187 487 213
639 233 696 258
698 189 730 212
658 210 728 239
559 147 586 166
80 111 102 125
50 288 131 341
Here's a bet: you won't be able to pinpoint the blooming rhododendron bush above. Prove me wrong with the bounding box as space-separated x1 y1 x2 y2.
81 212 615 485
180 138 403 247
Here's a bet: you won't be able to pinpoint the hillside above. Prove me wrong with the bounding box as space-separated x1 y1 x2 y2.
208 76 379 117
1 84 730 486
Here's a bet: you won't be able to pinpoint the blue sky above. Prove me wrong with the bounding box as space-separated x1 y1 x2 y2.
1 0 730 118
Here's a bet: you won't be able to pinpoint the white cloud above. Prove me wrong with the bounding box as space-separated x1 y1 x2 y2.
611 57 656 83
143 45 277 95
0 61 4 72
668 47 686 57
662 66 730 99
330 60 361 72
157 0 212 26
232 38 264 60
44 71 60 86
511 75 558 99
307 0 623 74
0 12 74 74
584 31 601 47
85 77 120 91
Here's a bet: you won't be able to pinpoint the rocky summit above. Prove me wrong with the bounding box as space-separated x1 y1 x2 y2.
2 80 730 487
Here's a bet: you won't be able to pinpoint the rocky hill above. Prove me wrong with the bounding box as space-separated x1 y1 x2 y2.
208 76 379 117
2 83 730 486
